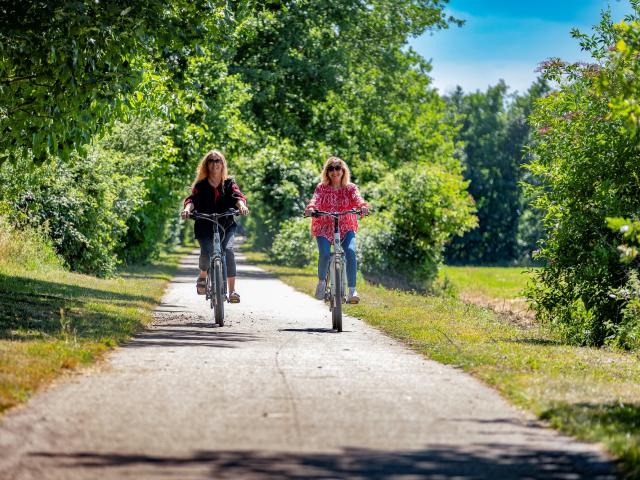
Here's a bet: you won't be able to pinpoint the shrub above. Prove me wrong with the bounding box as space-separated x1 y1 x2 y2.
525 9 640 346
271 217 317 267
0 117 182 275
359 163 476 290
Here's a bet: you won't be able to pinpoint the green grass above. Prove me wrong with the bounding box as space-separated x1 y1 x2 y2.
440 265 533 300
246 251 640 479
0 244 190 414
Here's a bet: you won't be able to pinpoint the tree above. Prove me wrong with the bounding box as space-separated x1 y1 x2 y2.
444 79 549 265
0 0 227 163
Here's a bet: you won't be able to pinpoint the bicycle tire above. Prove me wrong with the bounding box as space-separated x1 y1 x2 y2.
207 272 213 308
332 260 343 332
213 258 225 326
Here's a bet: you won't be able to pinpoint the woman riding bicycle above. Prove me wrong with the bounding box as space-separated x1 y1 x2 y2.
181 150 249 302
304 156 369 304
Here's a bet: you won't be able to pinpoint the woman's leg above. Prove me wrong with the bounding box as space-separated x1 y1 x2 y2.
316 236 331 281
220 226 238 298
342 231 357 288
197 237 213 278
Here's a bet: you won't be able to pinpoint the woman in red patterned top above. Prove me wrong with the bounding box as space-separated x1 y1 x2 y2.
181 150 249 302
304 156 369 304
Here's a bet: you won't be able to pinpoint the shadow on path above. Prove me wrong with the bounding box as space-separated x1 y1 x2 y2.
279 328 340 334
29 444 616 479
122 328 259 349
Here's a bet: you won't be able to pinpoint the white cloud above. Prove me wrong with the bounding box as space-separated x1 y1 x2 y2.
429 60 542 94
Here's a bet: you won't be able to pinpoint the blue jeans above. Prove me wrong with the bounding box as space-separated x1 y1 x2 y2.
317 231 357 288
197 225 236 278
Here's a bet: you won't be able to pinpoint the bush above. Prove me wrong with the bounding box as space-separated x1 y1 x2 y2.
525 9 640 346
359 164 476 290
271 217 317 267
0 117 182 275
607 271 640 350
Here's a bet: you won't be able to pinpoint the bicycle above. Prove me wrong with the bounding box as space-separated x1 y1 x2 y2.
188 209 238 326
306 208 363 332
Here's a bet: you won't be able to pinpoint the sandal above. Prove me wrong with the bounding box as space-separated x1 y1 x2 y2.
196 277 206 295
229 291 240 303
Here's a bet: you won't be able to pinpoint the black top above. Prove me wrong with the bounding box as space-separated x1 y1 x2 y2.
184 178 246 238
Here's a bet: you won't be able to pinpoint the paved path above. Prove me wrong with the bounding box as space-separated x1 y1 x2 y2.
0 252 617 479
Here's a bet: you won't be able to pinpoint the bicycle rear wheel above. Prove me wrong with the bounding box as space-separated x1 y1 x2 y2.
213 258 225 326
332 259 343 332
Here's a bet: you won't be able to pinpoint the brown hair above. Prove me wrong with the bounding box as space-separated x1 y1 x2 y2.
320 156 350 187
192 150 229 188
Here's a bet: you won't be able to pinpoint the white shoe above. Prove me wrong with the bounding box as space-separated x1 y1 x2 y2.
315 281 326 300
347 288 360 304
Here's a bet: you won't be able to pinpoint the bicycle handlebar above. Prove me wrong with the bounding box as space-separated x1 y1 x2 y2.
189 209 239 221
304 208 368 218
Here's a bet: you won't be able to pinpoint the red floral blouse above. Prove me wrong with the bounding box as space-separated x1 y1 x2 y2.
306 183 368 242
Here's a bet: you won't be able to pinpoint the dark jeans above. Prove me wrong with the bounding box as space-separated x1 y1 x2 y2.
316 231 357 288
197 225 236 278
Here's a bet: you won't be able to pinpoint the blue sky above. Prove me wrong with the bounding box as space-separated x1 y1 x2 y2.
409 0 635 94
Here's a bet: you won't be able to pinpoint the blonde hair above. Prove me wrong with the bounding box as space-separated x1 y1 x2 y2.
321 156 351 187
192 150 229 188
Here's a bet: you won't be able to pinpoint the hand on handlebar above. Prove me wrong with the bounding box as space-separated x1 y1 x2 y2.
181 206 193 220
237 202 249 216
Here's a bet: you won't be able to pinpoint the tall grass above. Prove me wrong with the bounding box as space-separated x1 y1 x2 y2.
0 216 63 273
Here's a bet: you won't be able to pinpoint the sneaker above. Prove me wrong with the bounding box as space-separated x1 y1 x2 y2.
347 288 360 304
229 291 240 303
314 280 326 300
196 277 206 295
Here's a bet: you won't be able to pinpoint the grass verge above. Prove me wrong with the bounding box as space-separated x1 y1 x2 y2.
245 251 640 479
0 246 190 415
440 265 536 325
440 265 532 300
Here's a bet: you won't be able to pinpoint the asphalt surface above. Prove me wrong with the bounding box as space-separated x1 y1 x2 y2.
0 251 617 479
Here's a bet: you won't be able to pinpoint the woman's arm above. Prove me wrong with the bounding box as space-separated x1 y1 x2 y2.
349 184 369 214
229 180 249 215
181 186 198 219
304 184 322 214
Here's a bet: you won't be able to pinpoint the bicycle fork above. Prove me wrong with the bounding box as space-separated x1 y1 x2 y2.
210 233 228 301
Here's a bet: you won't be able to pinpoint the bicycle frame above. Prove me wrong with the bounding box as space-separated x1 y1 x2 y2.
308 208 362 331
190 209 238 325
327 216 348 305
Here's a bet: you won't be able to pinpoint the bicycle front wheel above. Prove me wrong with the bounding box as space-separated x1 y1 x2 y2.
332 260 343 332
213 258 225 326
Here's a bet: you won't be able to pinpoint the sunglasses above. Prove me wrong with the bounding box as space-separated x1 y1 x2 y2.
327 165 342 172
208 158 223 164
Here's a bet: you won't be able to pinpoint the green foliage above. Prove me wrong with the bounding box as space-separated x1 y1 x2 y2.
0 150 143 275
107 118 184 263
606 217 640 349
445 79 549 265
526 5 640 346
238 140 319 250
271 217 317 267
0 0 227 163
607 217 640 263
360 164 477 290
0 117 178 275
1 0 473 291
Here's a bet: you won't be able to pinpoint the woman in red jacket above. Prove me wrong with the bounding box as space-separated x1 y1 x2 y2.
305 156 369 304
181 150 249 302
